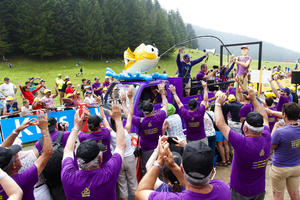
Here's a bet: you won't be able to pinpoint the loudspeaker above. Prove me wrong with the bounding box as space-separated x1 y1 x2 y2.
203 49 216 55
291 71 300 84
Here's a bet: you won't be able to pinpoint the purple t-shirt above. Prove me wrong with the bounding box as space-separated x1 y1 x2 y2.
276 95 290 112
0 165 38 200
149 179 230 200
196 71 205 81
92 82 102 96
35 130 70 152
268 107 277 131
229 126 271 197
271 126 300 167
237 56 252 75
78 128 112 163
132 110 167 151
61 153 122 200
179 104 205 141
103 81 110 87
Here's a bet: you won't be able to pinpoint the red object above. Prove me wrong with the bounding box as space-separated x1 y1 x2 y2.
19 85 43 104
136 156 142 183
77 103 89 132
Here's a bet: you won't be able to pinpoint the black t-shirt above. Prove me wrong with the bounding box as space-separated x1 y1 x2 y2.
228 101 242 122
292 93 298 104
61 82 68 92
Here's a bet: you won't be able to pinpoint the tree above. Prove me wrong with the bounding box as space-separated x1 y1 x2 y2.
0 19 11 57
186 24 198 49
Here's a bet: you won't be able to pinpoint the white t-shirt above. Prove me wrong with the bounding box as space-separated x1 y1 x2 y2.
21 106 33 116
204 111 216 137
110 129 134 157
165 114 185 140
0 83 17 97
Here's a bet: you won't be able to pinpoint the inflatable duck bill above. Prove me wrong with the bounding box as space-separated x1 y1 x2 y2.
124 43 160 74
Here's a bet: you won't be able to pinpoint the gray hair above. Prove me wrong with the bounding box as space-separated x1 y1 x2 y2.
183 167 211 186
244 121 264 134
77 152 102 170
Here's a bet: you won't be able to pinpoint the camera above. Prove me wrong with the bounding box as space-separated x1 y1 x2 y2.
58 122 68 131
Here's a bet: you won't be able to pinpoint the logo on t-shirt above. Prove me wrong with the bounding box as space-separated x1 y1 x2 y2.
148 122 152 127
259 149 265 157
81 183 91 197
191 117 194 121
291 139 300 148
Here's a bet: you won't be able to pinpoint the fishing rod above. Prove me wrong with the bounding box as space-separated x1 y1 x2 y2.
159 35 232 58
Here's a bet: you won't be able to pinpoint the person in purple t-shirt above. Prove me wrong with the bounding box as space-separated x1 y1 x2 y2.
270 102 300 200
0 168 23 199
0 111 53 200
269 75 291 112
214 88 271 200
132 82 168 176
234 45 252 98
135 137 231 200
196 63 217 82
34 116 70 199
61 102 126 200
78 114 112 164
265 97 277 131
170 80 208 143
92 77 103 97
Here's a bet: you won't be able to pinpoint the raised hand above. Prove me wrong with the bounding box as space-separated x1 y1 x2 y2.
120 91 126 103
216 93 227 105
127 87 133 99
74 109 88 130
247 87 256 101
111 100 122 121
169 84 176 94
36 111 48 130
15 119 36 133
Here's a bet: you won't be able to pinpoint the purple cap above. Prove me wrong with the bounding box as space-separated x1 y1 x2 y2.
183 54 191 59
241 45 248 49
280 87 290 94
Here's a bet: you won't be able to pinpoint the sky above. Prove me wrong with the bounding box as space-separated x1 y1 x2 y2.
158 0 300 53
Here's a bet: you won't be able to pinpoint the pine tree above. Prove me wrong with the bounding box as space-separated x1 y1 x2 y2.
186 23 198 49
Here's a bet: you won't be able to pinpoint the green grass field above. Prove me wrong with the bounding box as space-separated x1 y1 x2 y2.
0 48 296 105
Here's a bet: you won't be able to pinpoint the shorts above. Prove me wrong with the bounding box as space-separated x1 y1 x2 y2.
187 137 208 145
231 188 265 200
58 89 63 92
270 164 300 193
216 131 225 142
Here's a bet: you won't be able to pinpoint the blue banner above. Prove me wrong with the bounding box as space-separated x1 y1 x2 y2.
0 107 100 143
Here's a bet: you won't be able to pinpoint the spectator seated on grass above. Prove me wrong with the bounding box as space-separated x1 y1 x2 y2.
21 99 33 117
3 96 21 118
41 87 58 112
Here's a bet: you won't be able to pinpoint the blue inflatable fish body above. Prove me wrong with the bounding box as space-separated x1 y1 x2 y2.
105 68 168 81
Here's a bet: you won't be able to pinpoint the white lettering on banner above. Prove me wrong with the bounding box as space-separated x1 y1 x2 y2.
59 116 67 123
15 118 34 137
35 126 41 134
94 108 100 116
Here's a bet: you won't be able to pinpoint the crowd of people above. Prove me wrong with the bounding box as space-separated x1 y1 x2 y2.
0 75 114 118
0 71 299 200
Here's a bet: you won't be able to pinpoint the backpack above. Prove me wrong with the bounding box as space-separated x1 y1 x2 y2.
38 131 64 184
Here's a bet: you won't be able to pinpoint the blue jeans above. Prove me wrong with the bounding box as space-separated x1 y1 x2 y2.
208 136 217 167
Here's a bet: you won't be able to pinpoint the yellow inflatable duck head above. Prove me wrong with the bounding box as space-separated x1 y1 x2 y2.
124 43 159 73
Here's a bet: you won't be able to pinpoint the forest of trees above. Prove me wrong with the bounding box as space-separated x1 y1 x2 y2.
0 0 197 59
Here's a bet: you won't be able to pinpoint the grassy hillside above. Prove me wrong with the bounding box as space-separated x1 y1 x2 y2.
0 48 296 105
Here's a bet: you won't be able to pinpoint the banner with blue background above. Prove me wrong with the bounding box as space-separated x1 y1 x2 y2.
0 107 100 143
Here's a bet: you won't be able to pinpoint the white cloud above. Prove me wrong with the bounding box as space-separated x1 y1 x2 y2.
158 0 300 52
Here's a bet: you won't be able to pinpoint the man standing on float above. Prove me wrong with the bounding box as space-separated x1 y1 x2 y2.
234 45 252 95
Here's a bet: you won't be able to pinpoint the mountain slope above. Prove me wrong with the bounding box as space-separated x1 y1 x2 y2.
192 26 300 62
